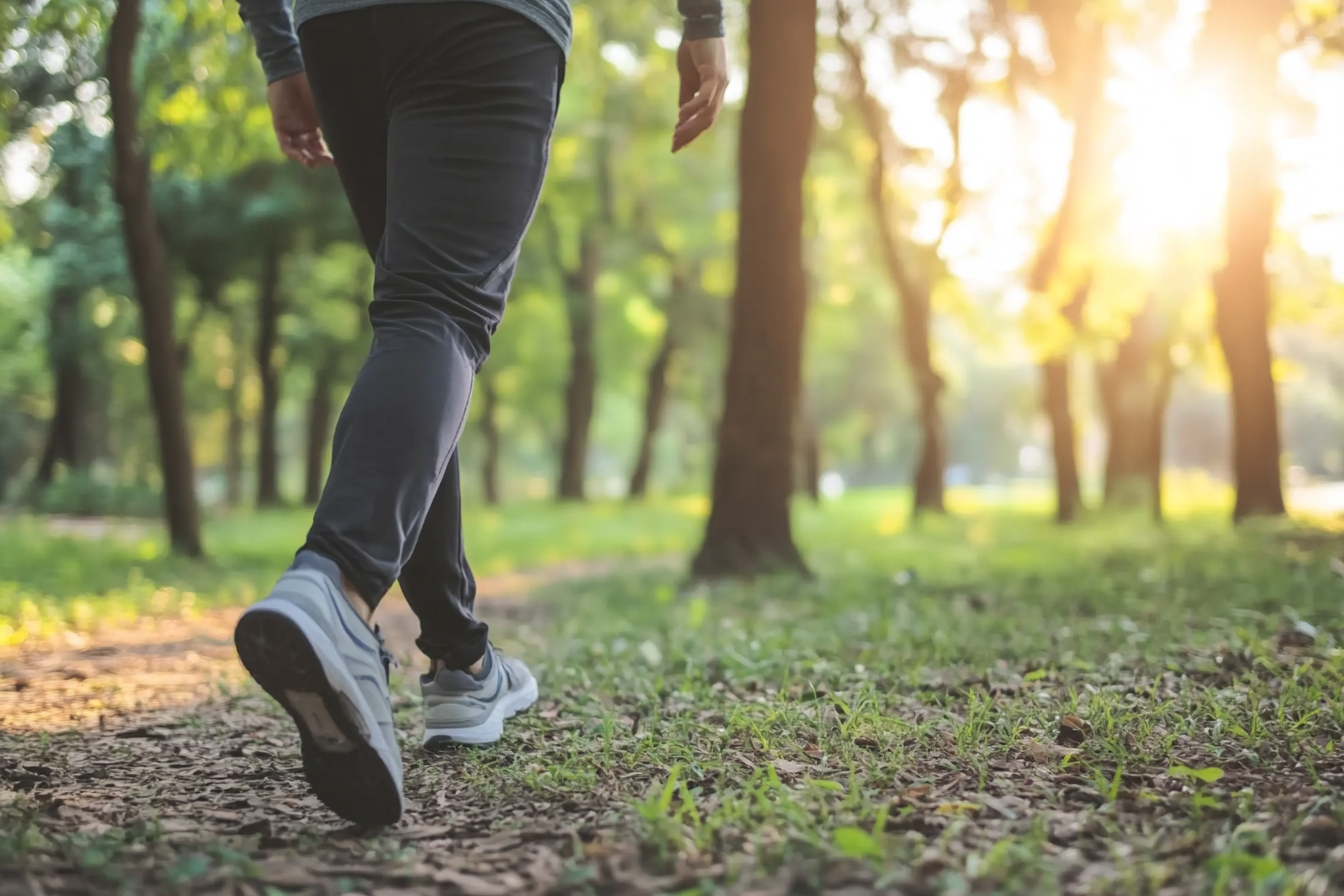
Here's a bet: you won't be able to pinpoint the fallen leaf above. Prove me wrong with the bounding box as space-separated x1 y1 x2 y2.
803 743 825 760
935 801 983 815
903 784 932 801
1299 815 1342 848
772 759 807 777
1057 715 1090 747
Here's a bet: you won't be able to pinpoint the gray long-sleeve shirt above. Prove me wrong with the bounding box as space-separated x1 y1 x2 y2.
238 0 725 84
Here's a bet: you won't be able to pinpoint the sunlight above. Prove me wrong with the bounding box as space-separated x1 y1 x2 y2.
1110 73 1233 259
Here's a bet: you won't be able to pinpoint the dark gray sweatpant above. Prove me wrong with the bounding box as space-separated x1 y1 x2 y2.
293 2 563 668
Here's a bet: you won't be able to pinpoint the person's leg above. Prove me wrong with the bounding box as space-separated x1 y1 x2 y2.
399 451 489 669
295 18 484 671
299 2 562 619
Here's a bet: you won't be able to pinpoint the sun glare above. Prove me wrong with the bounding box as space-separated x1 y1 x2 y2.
1110 73 1233 258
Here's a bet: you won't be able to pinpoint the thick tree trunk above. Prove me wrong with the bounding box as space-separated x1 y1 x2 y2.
107 0 202 555
691 0 815 578
479 373 502 506
37 287 90 486
1201 0 1287 520
303 355 337 506
841 29 945 516
557 230 599 502
255 243 283 508
629 325 675 500
1097 299 1170 510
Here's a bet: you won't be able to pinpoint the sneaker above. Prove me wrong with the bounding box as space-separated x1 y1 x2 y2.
233 568 403 826
421 646 538 750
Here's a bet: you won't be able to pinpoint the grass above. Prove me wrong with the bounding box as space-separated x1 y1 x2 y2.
4 488 1344 893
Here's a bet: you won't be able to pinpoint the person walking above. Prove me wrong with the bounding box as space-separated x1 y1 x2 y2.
230 0 728 826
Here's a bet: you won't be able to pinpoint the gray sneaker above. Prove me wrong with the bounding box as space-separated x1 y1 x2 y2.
421 646 538 750
234 568 403 826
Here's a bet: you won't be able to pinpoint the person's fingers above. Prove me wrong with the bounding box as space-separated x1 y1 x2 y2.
677 79 715 127
673 78 725 151
297 131 335 167
276 130 309 165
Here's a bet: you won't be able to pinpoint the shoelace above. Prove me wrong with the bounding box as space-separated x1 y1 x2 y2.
373 624 399 684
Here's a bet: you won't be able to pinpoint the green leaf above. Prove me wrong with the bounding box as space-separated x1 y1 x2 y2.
807 778 844 792
833 826 883 859
1169 765 1224 783
1024 669 1048 681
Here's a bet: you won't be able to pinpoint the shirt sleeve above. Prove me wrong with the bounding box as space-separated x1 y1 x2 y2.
678 0 725 40
236 0 305 84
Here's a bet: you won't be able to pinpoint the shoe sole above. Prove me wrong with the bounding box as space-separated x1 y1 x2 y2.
422 676 539 750
234 605 402 826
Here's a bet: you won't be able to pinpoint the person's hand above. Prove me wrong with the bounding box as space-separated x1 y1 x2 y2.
673 37 728 152
267 73 334 169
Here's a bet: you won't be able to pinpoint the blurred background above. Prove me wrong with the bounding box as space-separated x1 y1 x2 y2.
1 0 1341 541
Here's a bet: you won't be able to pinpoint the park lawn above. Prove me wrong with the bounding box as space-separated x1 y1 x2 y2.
0 478 1234 640
2 491 1344 893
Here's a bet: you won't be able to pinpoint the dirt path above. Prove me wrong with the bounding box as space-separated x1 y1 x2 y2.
0 556 673 734
0 556 695 896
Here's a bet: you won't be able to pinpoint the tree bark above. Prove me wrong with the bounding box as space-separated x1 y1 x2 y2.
1042 284 1088 523
479 372 502 506
303 354 337 506
255 242 283 508
798 405 821 503
224 308 245 508
1029 25 1104 525
37 287 90 486
839 25 945 516
107 0 202 555
556 229 599 502
1201 0 1287 520
629 327 674 500
1096 299 1171 511
691 0 815 578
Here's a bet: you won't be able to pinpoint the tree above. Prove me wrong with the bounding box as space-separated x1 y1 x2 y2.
836 5 970 516
1197 0 1288 520
1095 296 1174 515
1024 10 1106 524
629 253 701 500
692 0 816 578
34 125 126 486
107 0 202 554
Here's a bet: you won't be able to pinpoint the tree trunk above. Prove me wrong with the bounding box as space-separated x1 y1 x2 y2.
303 355 337 506
1201 0 1287 520
479 372 502 506
840 28 945 516
629 324 675 500
107 0 202 556
37 287 90 486
1042 284 1088 523
225 308 245 508
255 242 283 508
1030 24 1104 525
1150 355 1176 524
1096 299 1170 510
691 0 815 578
798 407 821 503
557 230 599 502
